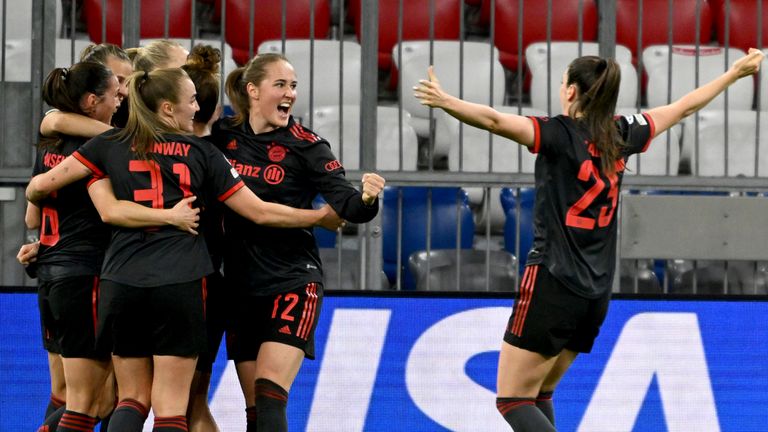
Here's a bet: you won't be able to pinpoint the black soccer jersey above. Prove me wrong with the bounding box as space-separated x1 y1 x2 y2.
32 136 111 281
209 116 379 295
73 130 244 287
526 113 655 298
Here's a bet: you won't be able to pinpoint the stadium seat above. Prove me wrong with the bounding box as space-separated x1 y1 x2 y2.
1 38 95 82
0 0 62 40
665 259 768 295
258 39 361 119
618 259 662 293
616 108 682 176
307 104 419 171
394 40 505 137
83 0 192 45
434 106 541 234
349 0 463 70
680 109 768 177
382 187 475 289
481 0 598 72
501 187 535 274
616 0 713 64
712 0 767 55
408 249 517 291
526 42 637 114
222 0 331 65
643 45 752 110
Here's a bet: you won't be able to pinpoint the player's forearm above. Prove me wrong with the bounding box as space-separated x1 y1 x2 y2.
441 95 505 134
41 111 112 138
676 69 739 120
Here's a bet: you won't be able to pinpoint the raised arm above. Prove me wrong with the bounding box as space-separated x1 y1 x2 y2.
223 186 344 230
87 178 201 234
40 111 113 138
26 155 93 204
413 66 536 147
646 48 764 138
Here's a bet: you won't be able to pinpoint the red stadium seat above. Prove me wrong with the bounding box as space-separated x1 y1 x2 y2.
82 0 192 45
616 0 713 63
478 0 598 72
221 0 331 65
712 0 767 52
349 0 463 70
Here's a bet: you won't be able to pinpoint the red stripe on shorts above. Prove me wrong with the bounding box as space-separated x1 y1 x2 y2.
297 283 318 340
512 265 539 336
201 277 207 320
91 276 100 337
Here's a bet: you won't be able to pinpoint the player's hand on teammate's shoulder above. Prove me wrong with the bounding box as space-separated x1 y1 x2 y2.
361 173 385 206
732 48 765 78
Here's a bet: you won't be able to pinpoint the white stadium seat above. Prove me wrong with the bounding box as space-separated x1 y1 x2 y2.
307 104 419 171
394 40 505 137
643 45 752 110
680 109 768 177
526 41 637 114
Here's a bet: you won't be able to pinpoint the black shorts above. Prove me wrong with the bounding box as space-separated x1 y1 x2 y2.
227 282 323 362
503 264 611 356
97 279 207 357
196 272 227 373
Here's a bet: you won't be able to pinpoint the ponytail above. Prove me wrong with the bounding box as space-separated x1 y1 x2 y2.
117 68 189 159
567 56 623 175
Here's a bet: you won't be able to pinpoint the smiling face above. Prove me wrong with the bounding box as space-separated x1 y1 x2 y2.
89 75 121 124
167 77 200 132
105 55 133 101
247 59 297 133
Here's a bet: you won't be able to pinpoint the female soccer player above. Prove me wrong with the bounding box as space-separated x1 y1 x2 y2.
212 53 385 432
26 67 343 432
24 62 198 432
414 48 764 431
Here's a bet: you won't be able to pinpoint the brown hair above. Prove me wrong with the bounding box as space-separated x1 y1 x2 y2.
567 56 623 175
224 53 289 125
40 62 114 148
80 43 131 65
116 68 190 159
182 44 221 124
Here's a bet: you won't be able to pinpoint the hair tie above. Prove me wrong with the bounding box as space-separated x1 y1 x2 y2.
61 67 68 80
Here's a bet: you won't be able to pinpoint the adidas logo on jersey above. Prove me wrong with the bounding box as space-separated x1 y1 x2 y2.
279 325 292 335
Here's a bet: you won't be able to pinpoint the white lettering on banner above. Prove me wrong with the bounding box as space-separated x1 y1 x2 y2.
406 307 511 432
209 356 252 431
578 313 720 432
307 309 392 431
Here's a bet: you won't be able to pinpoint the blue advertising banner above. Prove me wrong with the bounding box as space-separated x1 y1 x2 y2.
1 293 767 431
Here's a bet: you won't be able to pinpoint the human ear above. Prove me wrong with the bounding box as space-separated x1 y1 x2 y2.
246 82 259 100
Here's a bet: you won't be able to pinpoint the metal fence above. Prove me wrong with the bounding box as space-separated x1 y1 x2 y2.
1 0 766 294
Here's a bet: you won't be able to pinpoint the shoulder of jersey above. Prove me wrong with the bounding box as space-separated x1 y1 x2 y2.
287 121 323 145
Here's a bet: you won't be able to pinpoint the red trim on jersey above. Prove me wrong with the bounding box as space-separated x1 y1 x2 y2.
512 265 539 336
297 283 319 340
91 276 100 337
496 399 535 415
289 123 320 143
528 117 541 154
640 113 656 153
72 151 105 177
201 277 207 320
217 180 245 202
86 174 106 188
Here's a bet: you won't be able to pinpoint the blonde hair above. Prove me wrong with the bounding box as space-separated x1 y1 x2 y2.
127 39 187 73
116 68 190 159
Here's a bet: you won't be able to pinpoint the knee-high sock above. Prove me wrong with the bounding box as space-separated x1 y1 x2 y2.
245 406 258 432
496 397 556 432
45 395 66 420
106 399 149 432
152 415 188 431
255 378 289 432
536 391 555 425
57 410 98 432
38 405 66 432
